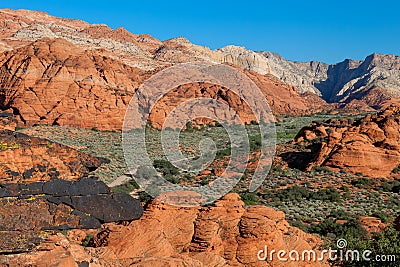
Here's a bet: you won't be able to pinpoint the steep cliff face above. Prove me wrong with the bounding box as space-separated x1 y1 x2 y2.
315 54 400 105
260 52 329 95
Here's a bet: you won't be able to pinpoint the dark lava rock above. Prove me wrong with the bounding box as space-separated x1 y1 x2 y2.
70 193 143 223
69 177 110 196
42 179 73 196
71 210 102 229
0 177 143 253
1 177 144 225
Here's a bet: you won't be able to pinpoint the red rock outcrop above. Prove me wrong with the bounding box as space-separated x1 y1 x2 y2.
93 193 326 266
0 38 151 130
0 192 327 266
293 104 400 177
148 71 330 129
0 110 16 131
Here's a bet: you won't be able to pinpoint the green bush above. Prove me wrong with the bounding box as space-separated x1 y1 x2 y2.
391 164 400 173
112 179 139 194
248 134 262 151
351 177 371 188
81 235 93 247
312 166 333 174
240 192 258 205
215 148 231 158
139 191 153 203
377 180 400 193
153 159 180 176
371 211 390 223
308 218 367 239
336 225 400 267
270 186 341 203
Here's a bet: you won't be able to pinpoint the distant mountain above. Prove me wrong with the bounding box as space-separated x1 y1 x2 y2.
259 52 400 108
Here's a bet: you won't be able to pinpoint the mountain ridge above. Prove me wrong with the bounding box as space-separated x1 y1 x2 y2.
0 8 399 128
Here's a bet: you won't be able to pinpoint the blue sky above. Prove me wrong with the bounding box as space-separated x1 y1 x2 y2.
0 0 399 64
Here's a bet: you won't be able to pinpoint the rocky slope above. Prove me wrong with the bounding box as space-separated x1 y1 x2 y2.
314 54 400 105
291 104 400 177
260 52 329 95
260 52 400 107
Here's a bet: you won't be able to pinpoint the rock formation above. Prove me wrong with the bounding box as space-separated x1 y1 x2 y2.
0 193 327 266
0 38 151 129
148 71 330 129
292 104 400 177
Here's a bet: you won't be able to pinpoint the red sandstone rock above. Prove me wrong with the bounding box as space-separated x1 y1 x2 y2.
93 193 326 267
293 104 400 177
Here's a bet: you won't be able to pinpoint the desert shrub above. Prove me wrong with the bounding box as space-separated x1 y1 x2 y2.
329 209 353 220
276 131 297 139
312 166 333 174
272 186 341 203
240 192 258 205
153 159 179 176
371 211 390 223
215 148 231 158
112 179 139 194
377 180 400 193
335 225 400 267
313 188 341 202
391 164 400 173
184 122 194 132
248 134 262 151
200 176 210 186
81 235 93 247
308 218 367 239
285 124 297 129
138 191 153 203
289 220 308 231
351 177 371 188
